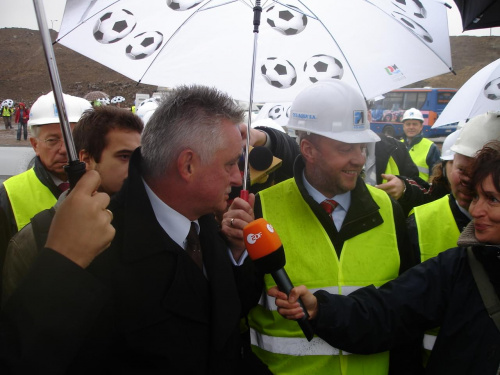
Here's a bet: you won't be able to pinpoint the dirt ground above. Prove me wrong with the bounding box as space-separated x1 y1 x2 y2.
0 128 32 147
0 28 499 107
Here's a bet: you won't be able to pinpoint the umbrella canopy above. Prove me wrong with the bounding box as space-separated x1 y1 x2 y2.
452 0 500 31
432 58 500 128
111 95 126 104
84 90 109 101
1 99 14 108
56 0 453 103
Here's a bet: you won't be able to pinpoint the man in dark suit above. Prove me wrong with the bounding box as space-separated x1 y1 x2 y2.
0 85 264 374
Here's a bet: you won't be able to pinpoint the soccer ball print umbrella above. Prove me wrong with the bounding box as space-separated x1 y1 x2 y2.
433 58 500 128
56 0 454 103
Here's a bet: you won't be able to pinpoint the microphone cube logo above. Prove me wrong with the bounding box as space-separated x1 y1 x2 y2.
266 223 275 233
246 232 263 245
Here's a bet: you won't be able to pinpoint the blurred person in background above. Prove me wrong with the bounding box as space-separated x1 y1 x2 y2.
2 102 14 130
14 102 29 141
400 108 441 182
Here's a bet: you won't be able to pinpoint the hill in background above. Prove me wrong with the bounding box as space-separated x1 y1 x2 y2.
0 28 499 107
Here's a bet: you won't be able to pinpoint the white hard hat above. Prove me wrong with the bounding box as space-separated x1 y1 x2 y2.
402 108 424 122
451 111 500 158
440 127 462 161
29 91 91 127
251 118 286 133
287 79 380 144
136 98 159 126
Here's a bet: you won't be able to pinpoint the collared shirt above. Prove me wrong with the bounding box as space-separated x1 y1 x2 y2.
142 178 198 250
302 170 351 231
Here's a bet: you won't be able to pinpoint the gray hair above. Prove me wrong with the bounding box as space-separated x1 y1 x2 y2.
30 125 41 138
141 85 244 178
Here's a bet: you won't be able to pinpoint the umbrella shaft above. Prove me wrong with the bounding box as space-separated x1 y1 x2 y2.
32 0 79 164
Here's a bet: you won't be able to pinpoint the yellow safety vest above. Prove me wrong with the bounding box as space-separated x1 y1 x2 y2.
402 137 433 181
3 168 57 231
382 156 400 184
410 194 461 357
411 194 461 263
249 180 399 375
2 107 12 117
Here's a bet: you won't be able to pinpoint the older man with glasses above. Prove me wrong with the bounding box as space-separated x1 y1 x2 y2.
0 92 91 245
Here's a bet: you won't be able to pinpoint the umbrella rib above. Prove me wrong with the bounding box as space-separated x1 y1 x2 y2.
364 0 455 75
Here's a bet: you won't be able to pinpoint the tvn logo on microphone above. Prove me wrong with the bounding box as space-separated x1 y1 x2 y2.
246 223 275 245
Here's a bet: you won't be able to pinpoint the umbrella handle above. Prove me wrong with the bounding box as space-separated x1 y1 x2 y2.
33 0 85 190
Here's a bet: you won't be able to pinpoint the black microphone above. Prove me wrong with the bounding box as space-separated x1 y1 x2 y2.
249 146 274 171
243 218 314 341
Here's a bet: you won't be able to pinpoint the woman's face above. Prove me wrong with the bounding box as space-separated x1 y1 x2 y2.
469 174 500 244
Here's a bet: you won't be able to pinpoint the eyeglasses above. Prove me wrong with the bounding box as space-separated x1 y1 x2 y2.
41 137 63 149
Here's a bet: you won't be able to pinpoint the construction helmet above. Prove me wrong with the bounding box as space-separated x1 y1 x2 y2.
29 91 91 127
440 127 462 161
287 79 380 143
136 98 160 126
402 108 424 123
450 111 500 158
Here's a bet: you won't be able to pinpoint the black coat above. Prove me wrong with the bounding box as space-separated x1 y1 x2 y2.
312 244 500 374
0 150 262 374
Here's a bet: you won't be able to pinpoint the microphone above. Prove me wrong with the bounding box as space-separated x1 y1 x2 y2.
243 218 314 341
249 146 273 171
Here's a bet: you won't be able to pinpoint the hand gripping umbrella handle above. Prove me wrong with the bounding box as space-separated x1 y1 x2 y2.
33 0 86 190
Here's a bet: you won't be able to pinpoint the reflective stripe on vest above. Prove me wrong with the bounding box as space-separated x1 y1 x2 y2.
402 137 433 181
3 168 57 231
250 180 399 375
411 195 461 262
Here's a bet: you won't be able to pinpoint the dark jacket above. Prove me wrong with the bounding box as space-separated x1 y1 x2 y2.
375 134 419 185
312 222 500 374
0 150 262 374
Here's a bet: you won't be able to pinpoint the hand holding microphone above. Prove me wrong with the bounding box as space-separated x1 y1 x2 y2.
243 218 314 341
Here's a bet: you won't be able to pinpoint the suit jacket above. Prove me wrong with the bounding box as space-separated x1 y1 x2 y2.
0 150 260 374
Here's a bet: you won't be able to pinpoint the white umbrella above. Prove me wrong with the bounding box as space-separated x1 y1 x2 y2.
433 58 500 128
1 99 14 108
56 0 453 103
111 95 126 104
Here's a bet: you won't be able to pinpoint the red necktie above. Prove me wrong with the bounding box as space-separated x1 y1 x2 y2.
58 182 70 192
320 199 338 217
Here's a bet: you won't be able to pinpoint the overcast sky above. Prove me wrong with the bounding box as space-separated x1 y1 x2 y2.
1 0 499 36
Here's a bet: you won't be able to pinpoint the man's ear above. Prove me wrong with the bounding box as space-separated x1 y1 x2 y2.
29 137 39 154
79 149 94 171
177 149 196 182
300 138 316 163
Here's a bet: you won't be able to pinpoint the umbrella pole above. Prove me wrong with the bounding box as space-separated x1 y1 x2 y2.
241 1 263 201
33 0 86 189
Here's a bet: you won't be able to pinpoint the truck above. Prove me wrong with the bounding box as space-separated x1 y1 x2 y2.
369 87 458 138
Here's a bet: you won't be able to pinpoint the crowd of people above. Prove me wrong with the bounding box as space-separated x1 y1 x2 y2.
0 79 498 374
